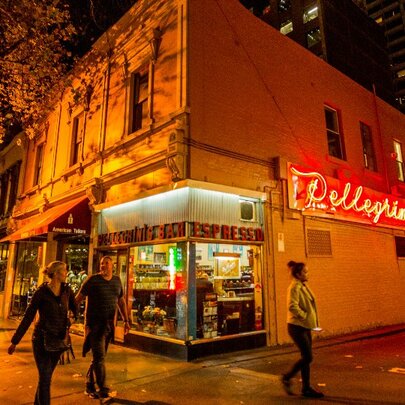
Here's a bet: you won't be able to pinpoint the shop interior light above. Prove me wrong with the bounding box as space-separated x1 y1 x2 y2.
307 6 318 15
168 247 176 290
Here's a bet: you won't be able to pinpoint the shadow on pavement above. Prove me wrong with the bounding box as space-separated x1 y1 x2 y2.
319 396 403 405
111 400 171 405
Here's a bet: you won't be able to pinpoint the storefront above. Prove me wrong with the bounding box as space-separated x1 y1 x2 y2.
2 196 92 320
96 185 267 360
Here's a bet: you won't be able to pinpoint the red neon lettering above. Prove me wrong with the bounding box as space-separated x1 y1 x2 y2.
166 224 174 239
202 223 210 238
147 226 153 241
193 222 200 237
158 224 165 239
231 226 238 240
212 224 220 238
222 225 230 239
240 227 247 241
177 222 185 237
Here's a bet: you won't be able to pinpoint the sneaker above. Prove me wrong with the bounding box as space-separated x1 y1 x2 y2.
302 387 324 398
281 375 294 395
84 388 99 399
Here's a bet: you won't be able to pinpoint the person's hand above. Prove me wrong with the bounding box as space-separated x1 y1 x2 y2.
8 343 16 355
123 321 131 335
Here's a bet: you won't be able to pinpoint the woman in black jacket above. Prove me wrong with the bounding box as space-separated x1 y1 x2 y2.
8 261 77 405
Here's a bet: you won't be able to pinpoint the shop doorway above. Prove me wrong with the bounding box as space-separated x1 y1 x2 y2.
10 241 43 318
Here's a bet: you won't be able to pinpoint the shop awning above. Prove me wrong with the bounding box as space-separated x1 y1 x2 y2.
0 196 91 242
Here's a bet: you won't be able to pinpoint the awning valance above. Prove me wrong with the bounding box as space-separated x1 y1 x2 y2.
1 196 91 242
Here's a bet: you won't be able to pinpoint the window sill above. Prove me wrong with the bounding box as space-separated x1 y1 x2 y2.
325 154 348 166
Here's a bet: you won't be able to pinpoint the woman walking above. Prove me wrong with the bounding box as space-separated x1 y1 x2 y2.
281 260 324 398
8 261 77 405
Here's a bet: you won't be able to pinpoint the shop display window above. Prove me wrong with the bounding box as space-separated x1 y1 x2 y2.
64 243 89 324
194 243 263 340
10 242 42 317
0 243 9 292
127 242 188 340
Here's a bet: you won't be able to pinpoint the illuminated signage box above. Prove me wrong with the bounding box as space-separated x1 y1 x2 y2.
288 163 405 228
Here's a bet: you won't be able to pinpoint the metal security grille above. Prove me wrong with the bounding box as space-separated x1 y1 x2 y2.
306 228 332 256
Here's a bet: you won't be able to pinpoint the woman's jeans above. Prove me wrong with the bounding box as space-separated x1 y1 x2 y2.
284 323 313 390
32 337 61 405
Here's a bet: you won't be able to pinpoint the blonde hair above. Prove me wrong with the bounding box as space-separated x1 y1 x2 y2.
43 261 66 279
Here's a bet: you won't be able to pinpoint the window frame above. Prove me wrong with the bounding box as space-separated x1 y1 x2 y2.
33 143 45 187
393 140 405 182
324 105 346 160
129 69 149 134
360 122 377 172
70 112 84 166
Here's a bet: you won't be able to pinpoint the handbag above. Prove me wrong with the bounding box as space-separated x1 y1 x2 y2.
43 330 70 352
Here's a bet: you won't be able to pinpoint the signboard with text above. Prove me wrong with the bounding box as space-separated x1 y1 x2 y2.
288 163 405 228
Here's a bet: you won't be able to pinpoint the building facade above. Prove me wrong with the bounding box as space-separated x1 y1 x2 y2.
240 0 395 108
2 0 405 359
359 0 405 112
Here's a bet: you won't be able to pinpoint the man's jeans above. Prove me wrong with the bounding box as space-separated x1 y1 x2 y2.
85 323 112 394
32 336 61 405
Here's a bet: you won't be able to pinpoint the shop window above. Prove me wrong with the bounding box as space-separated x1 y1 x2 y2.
71 112 84 166
303 5 318 23
393 140 405 182
306 228 332 257
10 242 42 317
240 200 255 221
33 143 44 186
0 244 9 292
324 106 345 160
306 27 321 48
195 243 263 340
127 243 187 340
397 69 405 78
395 236 405 257
360 122 377 172
280 19 293 35
278 0 291 12
129 70 149 134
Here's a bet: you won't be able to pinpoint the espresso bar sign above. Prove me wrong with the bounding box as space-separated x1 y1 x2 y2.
98 221 264 246
191 222 264 241
98 222 186 246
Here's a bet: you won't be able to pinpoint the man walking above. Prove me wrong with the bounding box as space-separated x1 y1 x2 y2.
76 256 130 400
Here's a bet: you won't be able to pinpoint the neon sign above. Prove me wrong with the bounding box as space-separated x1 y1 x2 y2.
289 165 405 226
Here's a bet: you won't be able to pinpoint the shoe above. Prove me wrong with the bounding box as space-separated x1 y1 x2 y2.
302 387 324 398
84 388 99 399
281 375 294 395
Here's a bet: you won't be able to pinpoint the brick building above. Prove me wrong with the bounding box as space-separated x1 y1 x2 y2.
2 0 405 358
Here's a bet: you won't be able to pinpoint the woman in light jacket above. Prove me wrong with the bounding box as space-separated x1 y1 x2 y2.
281 261 324 398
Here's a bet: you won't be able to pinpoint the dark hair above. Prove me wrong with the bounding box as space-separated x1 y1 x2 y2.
287 261 305 279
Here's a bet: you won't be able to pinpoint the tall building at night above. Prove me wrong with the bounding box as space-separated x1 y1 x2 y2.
240 0 396 108
2 0 405 360
358 0 405 112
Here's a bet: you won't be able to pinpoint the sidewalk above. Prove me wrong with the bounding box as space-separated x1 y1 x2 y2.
1 318 405 404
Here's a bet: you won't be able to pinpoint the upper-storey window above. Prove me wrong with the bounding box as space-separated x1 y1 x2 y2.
393 140 405 181
360 122 377 172
303 4 318 23
130 71 149 134
324 106 345 160
307 27 321 48
71 112 84 166
33 143 44 186
0 162 21 217
278 0 291 12
280 19 293 35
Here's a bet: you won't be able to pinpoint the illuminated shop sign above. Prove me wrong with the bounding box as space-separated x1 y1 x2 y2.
289 164 405 226
98 221 264 246
191 222 264 241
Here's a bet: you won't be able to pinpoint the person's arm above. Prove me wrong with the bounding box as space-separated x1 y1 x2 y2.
8 288 41 354
117 296 130 335
68 287 78 320
75 276 90 306
288 284 307 321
